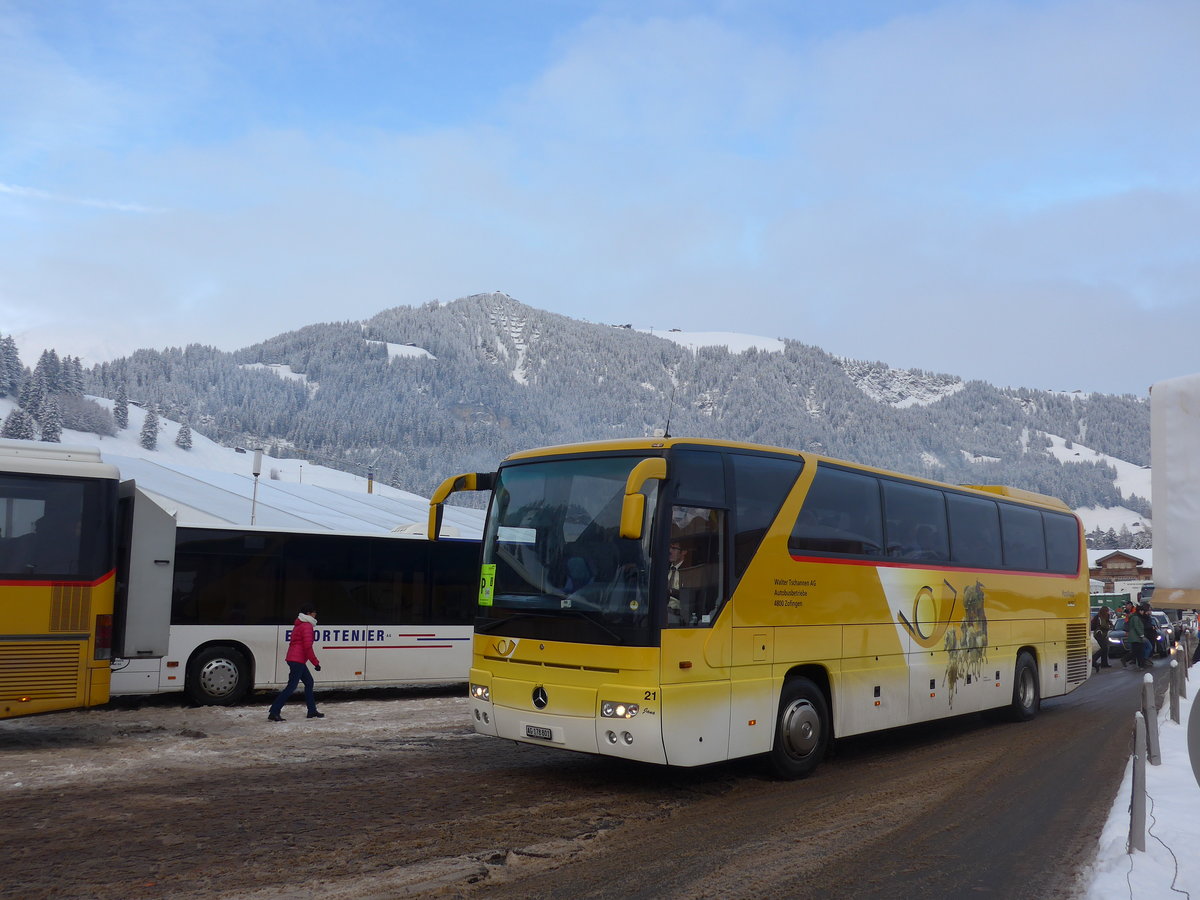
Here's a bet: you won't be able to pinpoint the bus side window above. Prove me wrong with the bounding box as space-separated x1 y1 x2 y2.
789 466 883 557
1043 512 1080 574
731 454 802 580
999 504 1047 571
947 493 1002 568
881 480 948 561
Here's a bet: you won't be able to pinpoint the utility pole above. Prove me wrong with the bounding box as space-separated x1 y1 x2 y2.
250 449 263 524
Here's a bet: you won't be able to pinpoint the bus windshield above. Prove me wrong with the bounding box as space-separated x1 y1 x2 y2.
479 456 658 646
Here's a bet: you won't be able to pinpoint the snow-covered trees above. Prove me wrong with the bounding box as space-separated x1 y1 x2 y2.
1 408 37 440
0 336 21 398
140 405 159 450
175 419 192 450
114 381 129 430
59 395 117 436
39 397 62 443
72 293 1150 520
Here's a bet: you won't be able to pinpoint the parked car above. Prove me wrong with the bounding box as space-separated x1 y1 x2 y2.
1150 611 1174 655
1104 621 1132 661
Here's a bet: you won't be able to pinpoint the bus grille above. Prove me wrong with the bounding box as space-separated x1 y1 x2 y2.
50 584 90 632
0 643 83 700
1066 622 1090 684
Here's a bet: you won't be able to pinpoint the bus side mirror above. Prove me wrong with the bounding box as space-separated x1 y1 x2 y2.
428 471 496 540
619 458 667 540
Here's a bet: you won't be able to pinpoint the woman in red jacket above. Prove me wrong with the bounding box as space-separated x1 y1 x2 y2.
267 604 324 721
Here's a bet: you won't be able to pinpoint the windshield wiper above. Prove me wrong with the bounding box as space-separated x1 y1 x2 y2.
475 612 546 633
475 607 625 644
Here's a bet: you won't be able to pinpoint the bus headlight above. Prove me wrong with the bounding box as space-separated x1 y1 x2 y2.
469 683 490 702
600 700 639 719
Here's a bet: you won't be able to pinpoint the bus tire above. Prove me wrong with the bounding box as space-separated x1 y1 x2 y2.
186 646 251 706
1006 651 1040 722
767 677 830 780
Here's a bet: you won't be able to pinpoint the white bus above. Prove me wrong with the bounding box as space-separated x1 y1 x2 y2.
110 523 478 704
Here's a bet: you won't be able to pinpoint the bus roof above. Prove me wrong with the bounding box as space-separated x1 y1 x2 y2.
960 484 1071 511
501 437 1073 513
0 437 120 480
503 436 803 462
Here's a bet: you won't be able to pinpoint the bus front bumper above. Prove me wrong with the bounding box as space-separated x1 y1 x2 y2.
468 672 666 765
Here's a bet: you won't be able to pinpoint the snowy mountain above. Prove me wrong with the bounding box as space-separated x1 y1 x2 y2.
5 292 1151 541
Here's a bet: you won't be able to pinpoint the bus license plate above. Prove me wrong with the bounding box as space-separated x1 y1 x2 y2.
525 724 553 741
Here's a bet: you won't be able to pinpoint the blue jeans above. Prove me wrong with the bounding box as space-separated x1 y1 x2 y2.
269 661 317 716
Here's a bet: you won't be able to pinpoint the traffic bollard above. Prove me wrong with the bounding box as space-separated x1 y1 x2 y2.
1170 660 1180 724
1142 674 1161 766
1130 711 1146 853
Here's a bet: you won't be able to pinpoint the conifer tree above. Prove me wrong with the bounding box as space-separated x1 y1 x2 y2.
140 405 159 450
175 419 192 450
62 356 85 395
18 373 43 422
0 335 21 397
34 349 62 394
114 382 129 430
1 408 38 440
39 397 62 443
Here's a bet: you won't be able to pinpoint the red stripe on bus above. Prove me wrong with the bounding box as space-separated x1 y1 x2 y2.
0 569 116 588
322 645 455 650
787 555 1082 578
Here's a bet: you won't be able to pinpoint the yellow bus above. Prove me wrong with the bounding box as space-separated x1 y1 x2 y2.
0 439 122 719
431 438 1090 777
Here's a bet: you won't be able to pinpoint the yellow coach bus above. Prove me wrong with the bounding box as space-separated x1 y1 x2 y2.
430 438 1090 778
0 439 122 719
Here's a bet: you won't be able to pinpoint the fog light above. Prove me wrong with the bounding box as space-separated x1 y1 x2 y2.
606 730 618 744
474 708 481 721
600 700 640 719
622 731 634 745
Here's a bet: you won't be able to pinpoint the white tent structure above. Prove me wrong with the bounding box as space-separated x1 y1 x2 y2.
106 452 486 537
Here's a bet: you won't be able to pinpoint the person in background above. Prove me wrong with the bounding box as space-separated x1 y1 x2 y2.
267 604 324 721
1090 605 1113 670
1125 601 1151 669
1137 600 1160 662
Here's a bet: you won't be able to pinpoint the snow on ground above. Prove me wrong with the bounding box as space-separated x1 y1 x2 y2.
1045 434 1152 536
239 362 317 397
644 329 786 354
0 686 466 792
366 339 436 361
1078 506 1152 537
1048 434 1152 503
1082 663 1200 899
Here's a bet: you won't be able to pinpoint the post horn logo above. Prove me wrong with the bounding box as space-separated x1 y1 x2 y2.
897 580 958 649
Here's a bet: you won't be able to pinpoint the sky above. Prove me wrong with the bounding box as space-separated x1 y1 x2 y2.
2 0 1197 397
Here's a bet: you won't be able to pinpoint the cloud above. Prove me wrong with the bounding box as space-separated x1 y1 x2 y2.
0 0 1197 397
0 182 164 213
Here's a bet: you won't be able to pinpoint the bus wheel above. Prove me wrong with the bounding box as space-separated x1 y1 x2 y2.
1006 651 1040 722
186 646 250 706
767 677 830 779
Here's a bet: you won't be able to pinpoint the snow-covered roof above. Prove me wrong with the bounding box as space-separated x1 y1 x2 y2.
107 453 485 537
1087 548 1153 569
